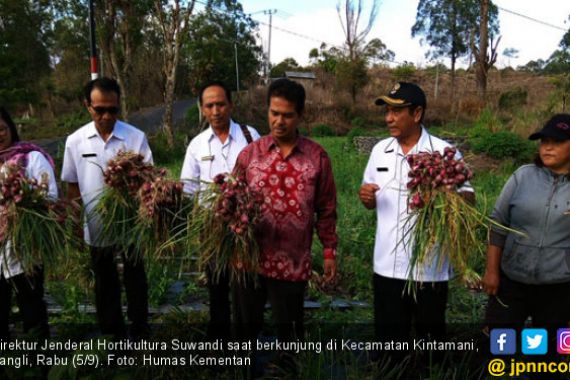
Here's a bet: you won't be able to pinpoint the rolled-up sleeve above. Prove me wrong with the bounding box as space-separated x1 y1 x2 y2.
180 143 201 194
315 151 338 251
61 138 78 183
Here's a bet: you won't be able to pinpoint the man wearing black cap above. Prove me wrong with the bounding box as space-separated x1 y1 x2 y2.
358 82 474 365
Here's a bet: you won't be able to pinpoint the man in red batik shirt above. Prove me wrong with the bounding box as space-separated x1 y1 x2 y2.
233 78 338 348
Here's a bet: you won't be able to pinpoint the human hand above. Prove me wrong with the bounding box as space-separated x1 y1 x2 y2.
323 258 337 284
481 270 500 295
359 183 380 209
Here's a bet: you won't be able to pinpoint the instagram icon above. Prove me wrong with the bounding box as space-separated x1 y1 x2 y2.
557 329 570 354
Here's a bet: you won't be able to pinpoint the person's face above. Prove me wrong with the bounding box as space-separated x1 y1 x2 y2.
201 85 232 131
0 116 13 151
539 137 570 174
268 96 301 143
384 105 422 140
86 88 120 133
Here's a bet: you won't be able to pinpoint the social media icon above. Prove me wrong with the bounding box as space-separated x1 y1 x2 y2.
557 328 570 354
490 329 516 355
522 329 548 355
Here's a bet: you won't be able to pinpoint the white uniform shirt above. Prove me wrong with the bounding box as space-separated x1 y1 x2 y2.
363 127 474 282
61 120 153 247
180 119 260 194
0 151 58 279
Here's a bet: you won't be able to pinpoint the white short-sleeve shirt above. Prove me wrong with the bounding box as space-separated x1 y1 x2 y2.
61 120 153 247
0 151 58 279
180 119 260 194
363 127 474 282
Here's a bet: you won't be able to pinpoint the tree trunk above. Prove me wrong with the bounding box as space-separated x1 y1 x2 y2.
154 0 195 148
476 0 489 100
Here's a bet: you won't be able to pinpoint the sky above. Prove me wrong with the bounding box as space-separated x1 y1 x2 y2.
228 0 570 69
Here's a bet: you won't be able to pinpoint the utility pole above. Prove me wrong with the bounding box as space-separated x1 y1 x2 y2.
263 9 277 83
88 0 98 80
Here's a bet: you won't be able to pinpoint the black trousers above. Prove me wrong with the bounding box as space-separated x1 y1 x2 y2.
206 267 231 342
485 273 570 355
373 274 448 366
0 269 49 340
233 275 307 343
90 246 149 338
485 272 570 328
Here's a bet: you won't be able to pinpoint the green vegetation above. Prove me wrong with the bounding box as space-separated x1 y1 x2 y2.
310 124 336 137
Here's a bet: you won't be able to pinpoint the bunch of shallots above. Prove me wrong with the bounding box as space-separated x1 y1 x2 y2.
134 177 190 256
406 147 473 210
103 150 164 196
191 173 262 284
0 165 49 207
402 147 482 292
212 173 262 236
97 150 190 260
0 164 78 275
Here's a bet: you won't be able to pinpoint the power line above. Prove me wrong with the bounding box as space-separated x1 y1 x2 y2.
497 6 567 32
192 0 406 66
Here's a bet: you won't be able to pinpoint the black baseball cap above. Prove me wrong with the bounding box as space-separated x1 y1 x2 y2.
375 82 427 108
529 114 570 141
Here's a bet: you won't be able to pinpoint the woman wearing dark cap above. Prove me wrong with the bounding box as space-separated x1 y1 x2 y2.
0 107 57 340
483 113 570 334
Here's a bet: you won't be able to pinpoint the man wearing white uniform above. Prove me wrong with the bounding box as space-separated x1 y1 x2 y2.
359 82 474 362
61 77 152 339
180 81 260 341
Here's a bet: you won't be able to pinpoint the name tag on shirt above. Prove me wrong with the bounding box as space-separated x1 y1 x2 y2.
201 155 214 161
82 153 97 157
377 167 388 172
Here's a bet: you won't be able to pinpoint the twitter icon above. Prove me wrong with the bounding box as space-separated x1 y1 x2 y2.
522 329 548 355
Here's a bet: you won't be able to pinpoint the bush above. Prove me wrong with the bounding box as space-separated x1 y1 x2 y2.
469 108 502 137
346 127 372 145
148 130 188 167
392 63 416 81
351 116 367 129
498 87 527 111
185 103 200 127
471 130 535 162
310 124 335 137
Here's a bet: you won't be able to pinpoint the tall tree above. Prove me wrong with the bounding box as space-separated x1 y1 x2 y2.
335 0 379 102
0 0 51 109
184 0 261 93
96 1 153 120
153 0 196 147
471 0 500 100
270 58 301 78
412 0 498 99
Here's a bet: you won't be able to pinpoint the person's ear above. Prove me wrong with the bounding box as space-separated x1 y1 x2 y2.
413 106 423 124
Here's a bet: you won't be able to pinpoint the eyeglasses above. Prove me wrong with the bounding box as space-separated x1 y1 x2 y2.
90 105 120 115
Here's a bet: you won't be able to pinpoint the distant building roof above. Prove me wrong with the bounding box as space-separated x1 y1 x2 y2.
284 71 316 79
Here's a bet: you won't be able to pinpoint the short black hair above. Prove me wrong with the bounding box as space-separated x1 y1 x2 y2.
267 78 305 115
84 77 121 104
198 81 232 105
0 106 20 143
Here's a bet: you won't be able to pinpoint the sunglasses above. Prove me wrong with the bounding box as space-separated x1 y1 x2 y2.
90 105 120 115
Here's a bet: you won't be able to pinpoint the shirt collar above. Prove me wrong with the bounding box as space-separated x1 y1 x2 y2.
86 120 125 141
207 119 237 143
391 125 432 156
266 133 304 154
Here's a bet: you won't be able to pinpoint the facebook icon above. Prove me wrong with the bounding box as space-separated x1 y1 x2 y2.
490 329 516 355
